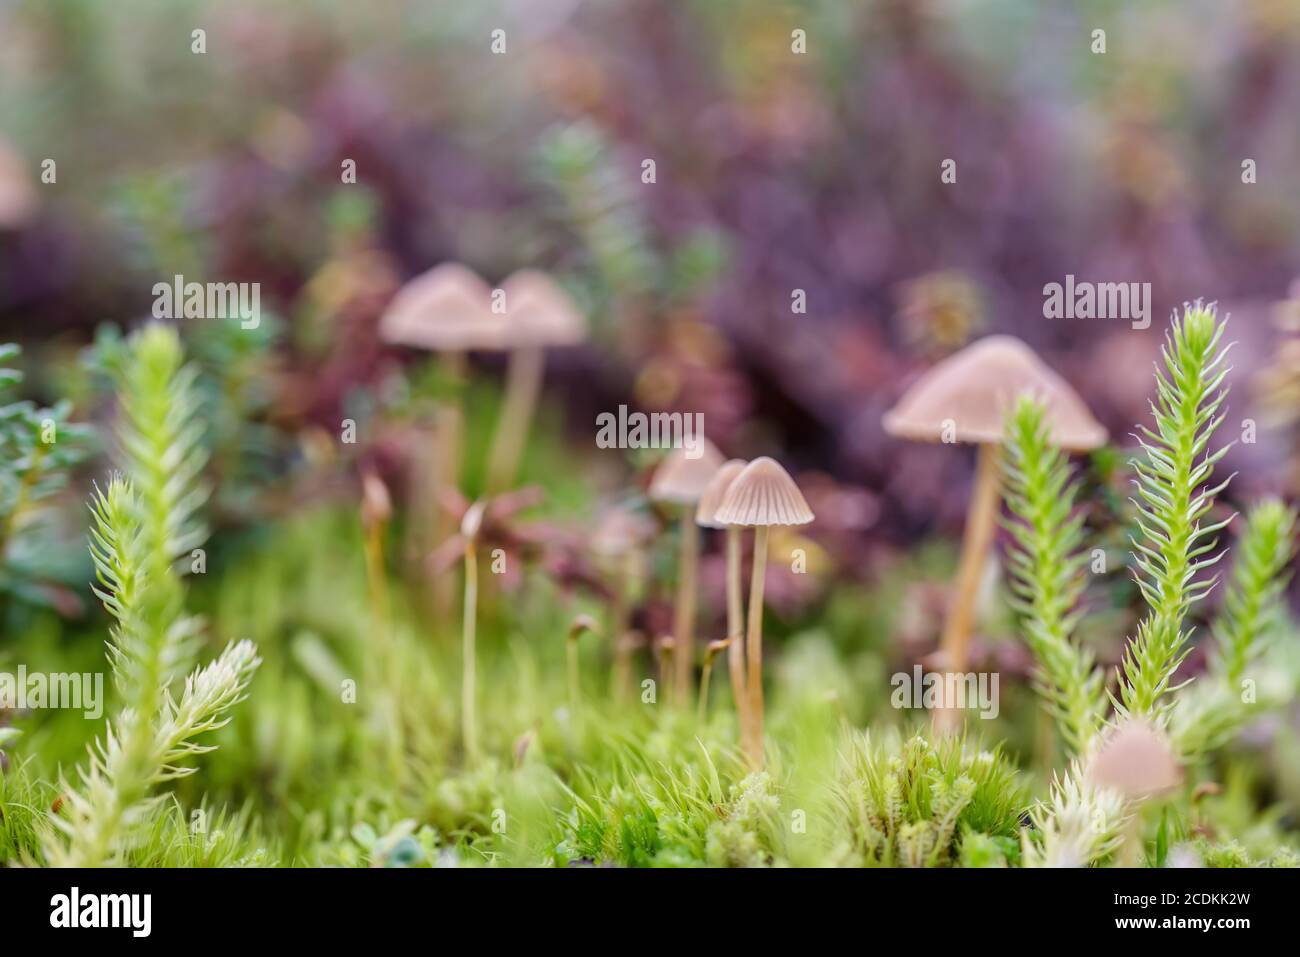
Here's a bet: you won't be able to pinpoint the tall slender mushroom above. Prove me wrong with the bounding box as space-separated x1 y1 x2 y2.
566 614 602 712
695 459 750 741
649 440 724 703
0 138 35 230
653 634 676 698
460 500 487 764
359 468 404 779
1086 719 1183 866
697 635 736 725
714 457 814 770
485 269 587 494
883 336 1106 728
380 264 504 624
591 506 657 699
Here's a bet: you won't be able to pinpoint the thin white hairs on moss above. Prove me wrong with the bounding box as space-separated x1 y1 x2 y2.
45 324 259 867
1022 768 1126 868
1118 302 1233 718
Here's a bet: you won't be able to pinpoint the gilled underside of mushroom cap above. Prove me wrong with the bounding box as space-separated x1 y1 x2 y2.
648 440 725 505
882 335 1107 450
380 263 506 351
713 456 814 527
695 459 747 528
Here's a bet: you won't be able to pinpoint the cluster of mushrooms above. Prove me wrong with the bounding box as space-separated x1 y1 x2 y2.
648 447 814 769
377 262 1151 771
375 263 815 770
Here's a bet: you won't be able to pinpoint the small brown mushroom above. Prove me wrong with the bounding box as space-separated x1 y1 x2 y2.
713 457 814 769
883 336 1106 729
460 500 488 764
1086 719 1184 866
0 138 36 230
358 467 404 782
566 614 603 711
380 263 502 625
649 440 724 703
698 635 737 725
485 270 588 493
695 459 750 743
380 262 504 353
591 507 658 700
653 634 677 696
1086 719 1184 802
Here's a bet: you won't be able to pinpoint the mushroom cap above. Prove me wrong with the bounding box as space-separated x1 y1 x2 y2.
359 469 392 529
1086 720 1183 801
882 335 1107 450
648 439 724 505
0 138 36 230
501 269 587 347
695 459 747 528
591 506 657 556
379 263 505 351
713 456 814 527
461 500 488 540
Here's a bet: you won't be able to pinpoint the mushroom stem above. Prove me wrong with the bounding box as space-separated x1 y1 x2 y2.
565 617 601 713
429 405 460 629
744 525 770 769
610 554 634 700
429 350 466 630
725 526 750 743
1118 812 1143 867
698 640 727 725
935 442 1002 733
362 510 405 783
697 658 714 725
654 636 675 703
486 345 544 494
567 637 580 713
461 537 479 764
673 516 701 703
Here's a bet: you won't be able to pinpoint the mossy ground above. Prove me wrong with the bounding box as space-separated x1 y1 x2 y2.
4 491 1297 867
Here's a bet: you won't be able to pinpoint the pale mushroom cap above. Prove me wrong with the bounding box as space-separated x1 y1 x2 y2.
648 439 725 505
713 456 814 527
591 507 657 556
461 500 487 540
360 469 392 527
695 459 747 528
1086 720 1183 801
501 269 588 347
0 138 36 229
882 335 1107 450
379 263 506 351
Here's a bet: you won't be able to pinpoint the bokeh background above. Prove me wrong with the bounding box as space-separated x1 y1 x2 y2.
4 0 1299 512
2 1 1300 841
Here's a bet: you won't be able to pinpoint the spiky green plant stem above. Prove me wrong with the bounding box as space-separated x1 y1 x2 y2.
1002 396 1106 755
46 325 259 867
1210 500 1297 687
1119 303 1233 717
1171 499 1298 754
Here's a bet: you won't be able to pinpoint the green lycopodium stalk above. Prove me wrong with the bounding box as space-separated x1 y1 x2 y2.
1210 499 1297 687
1119 302 1233 717
1170 499 1297 754
1002 395 1106 755
46 324 259 867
